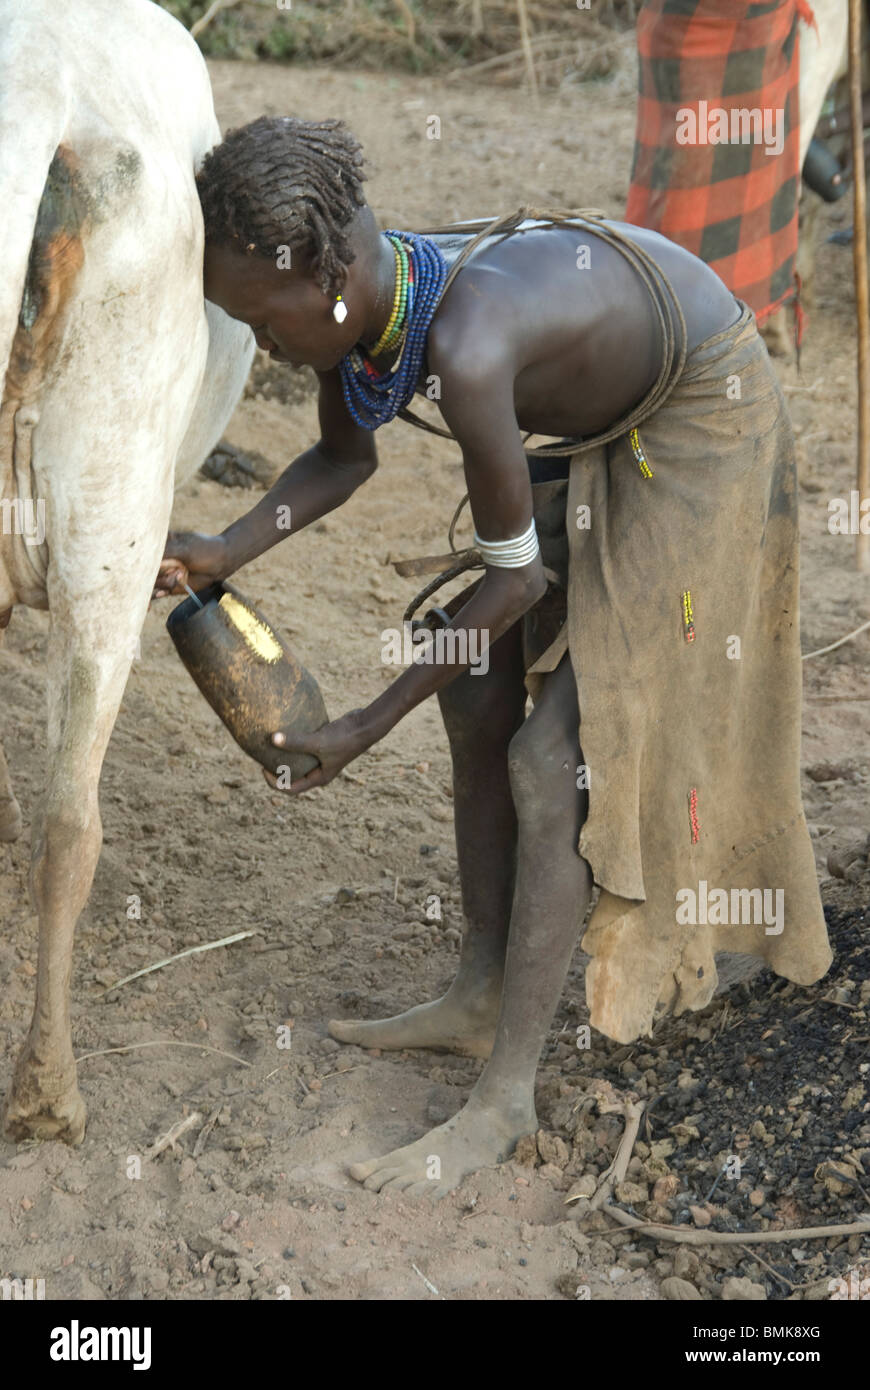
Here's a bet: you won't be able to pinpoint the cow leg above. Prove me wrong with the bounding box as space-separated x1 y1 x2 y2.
2 584 150 1143
0 610 22 843
0 742 21 843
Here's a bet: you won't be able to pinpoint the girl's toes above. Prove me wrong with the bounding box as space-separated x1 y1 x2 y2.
362 1166 402 1192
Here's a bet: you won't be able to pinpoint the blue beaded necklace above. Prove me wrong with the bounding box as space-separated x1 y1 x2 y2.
338 230 448 430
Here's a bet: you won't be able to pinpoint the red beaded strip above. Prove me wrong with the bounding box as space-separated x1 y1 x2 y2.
688 787 700 844
681 589 695 643
629 427 653 478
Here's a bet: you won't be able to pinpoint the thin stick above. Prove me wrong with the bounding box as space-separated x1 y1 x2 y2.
411 1263 443 1298
516 0 538 97
392 0 416 46
97 930 256 995
802 616 870 660
318 1065 366 1081
75 1040 252 1068
445 33 558 81
583 1100 645 1211
849 0 870 570
603 1204 870 1245
190 0 239 41
738 1244 797 1291
148 1110 202 1158
193 1105 222 1158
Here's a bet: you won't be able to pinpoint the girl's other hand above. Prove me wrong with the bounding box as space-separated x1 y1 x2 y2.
152 531 230 599
262 709 374 794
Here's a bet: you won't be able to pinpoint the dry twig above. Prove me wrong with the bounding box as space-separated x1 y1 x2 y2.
98 929 256 995
603 1204 870 1245
190 0 240 40
411 1262 443 1297
392 0 417 45
148 1110 202 1158
76 1040 252 1068
565 1098 645 1210
802 616 870 661
193 1105 223 1158
515 0 538 96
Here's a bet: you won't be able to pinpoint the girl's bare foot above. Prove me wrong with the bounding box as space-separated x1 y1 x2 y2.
348 1095 535 1198
328 986 501 1058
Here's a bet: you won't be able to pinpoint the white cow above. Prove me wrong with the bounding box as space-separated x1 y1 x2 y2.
795 0 850 293
0 0 253 1142
798 0 849 172
761 0 849 346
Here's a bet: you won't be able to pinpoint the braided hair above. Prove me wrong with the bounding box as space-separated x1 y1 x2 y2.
197 116 368 294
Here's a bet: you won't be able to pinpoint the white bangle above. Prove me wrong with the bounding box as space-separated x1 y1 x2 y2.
473 518 540 568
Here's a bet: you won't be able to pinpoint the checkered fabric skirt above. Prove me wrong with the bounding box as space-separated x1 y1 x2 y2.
625 0 815 323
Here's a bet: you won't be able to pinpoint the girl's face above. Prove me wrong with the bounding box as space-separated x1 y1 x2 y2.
204 242 360 373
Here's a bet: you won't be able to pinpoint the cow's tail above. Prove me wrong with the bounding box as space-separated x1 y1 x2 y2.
0 73 72 396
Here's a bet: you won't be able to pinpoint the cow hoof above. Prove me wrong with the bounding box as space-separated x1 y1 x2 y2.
3 1078 86 1146
0 796 22 842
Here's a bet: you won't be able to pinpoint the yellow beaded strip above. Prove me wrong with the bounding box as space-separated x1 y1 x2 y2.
370 242 406 358
681 588 696 643
629 427 653 478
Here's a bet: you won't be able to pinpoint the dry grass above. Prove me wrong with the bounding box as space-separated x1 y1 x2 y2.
157 0 635 87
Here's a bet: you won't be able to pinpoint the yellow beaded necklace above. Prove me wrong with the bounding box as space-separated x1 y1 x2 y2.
369 237 409 358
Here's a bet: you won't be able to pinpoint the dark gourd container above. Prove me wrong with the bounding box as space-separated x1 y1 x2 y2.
166 581 327 780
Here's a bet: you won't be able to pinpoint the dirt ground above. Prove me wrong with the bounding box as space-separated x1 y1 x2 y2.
1 50 869 1303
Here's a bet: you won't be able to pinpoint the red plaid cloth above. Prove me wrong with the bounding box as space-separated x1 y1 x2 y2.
625 0 815 324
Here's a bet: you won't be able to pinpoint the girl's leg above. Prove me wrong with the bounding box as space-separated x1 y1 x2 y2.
349 652 592 1195
329 622 527 1056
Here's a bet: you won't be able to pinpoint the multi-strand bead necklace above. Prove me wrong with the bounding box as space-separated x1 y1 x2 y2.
338 230 448 430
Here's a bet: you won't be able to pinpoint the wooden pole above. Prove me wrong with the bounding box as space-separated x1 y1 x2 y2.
848 0 870 570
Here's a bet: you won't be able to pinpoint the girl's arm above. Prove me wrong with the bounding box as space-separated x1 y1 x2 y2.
220 368 377 573
155 369 376 594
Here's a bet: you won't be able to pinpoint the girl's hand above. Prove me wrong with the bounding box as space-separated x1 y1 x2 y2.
153 531 230 599
263 709 374 794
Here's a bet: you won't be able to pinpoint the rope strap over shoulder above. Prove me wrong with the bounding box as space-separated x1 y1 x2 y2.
398 206 688 456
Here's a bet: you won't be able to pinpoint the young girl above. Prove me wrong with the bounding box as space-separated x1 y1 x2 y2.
155 116 830 1198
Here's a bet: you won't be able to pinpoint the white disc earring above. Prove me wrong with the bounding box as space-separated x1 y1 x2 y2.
333 295 348 324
